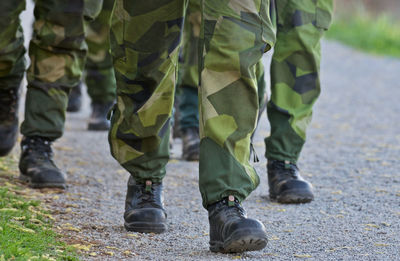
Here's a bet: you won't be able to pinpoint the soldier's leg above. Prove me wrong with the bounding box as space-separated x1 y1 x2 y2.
85 0 116 130
21 0 88 139
0 1 26 156
109 0 187 233
265 0 333 203
18 0 89 188
176 0 201 161
177 0 268 161
200 0 275 253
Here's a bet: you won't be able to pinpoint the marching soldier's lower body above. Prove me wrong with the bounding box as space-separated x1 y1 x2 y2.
0 1 26 157
265 0 333 203
0 0 102 188
109 0 276 253
175 0 267 162
175 0 334 204
67 0 117 131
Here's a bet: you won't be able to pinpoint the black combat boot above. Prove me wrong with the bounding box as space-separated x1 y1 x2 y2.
267 160 314 204
181 127 200 161
67 83 82 112
124 176 167 233
19 136 66 189
0 87 19 156
87 102 113 131
208 196 268 253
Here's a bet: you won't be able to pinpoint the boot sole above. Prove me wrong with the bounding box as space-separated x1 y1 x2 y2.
210 228 268 253
124 221 166 234
271 189 314 204
19 173 66 189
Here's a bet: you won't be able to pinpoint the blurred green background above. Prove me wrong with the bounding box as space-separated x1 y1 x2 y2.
327 0 400 58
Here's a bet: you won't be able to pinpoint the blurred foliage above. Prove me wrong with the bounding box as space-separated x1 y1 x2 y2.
326 1 400 58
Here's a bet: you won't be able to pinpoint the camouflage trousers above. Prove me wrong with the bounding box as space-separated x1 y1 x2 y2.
176 0 267 131
176 0 333 163
0 1 26 92
109 0 275 207
0 0 104 140
85 0 116 104
265 0 333 163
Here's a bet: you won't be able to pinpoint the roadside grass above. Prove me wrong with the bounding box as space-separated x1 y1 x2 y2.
326 13 400 58
0 156 78 260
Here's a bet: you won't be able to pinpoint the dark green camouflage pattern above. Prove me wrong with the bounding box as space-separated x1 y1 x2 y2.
0 0 103 140
19 0 97 140
265 0 333 163
0 1 26 91
198 0 274 206
176 0 267 131
85 0 116 104
108 0 275 207
109 0 187 184
175 0 201 131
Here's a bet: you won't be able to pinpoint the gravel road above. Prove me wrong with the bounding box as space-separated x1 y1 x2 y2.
14 7 400 259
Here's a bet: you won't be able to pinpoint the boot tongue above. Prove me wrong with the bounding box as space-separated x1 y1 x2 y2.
145 180 152 192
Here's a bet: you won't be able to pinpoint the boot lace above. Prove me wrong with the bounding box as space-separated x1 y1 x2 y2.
218 198 246 219
137 181 160 208
272 160 299 179
22 137 53 161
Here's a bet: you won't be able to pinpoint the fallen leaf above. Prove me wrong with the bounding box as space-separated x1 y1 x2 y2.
263 253 279 257
76 161 88 166
116 169 125 175
293 254 312 258
374 243 389 247
30 218 43 225
71 244 92 251
89 252 97 257
105 251 114 256
54 146 73 151
331 190 342 195
12 216 26 221
62 223 81 232
0 208 19 212
8 224 36 234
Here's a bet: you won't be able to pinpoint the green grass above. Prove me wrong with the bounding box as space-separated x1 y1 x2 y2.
0 157 78 260
326 13 400 58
